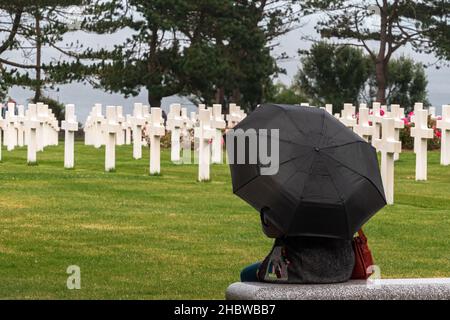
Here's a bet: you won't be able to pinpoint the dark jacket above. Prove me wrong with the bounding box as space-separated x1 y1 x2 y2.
258 212 355 284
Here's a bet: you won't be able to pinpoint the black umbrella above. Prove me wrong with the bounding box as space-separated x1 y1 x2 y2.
226 104 386 240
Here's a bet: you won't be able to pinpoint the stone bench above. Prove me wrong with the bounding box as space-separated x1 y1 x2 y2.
226 278 450 300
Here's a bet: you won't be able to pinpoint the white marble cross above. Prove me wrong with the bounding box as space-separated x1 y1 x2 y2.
354 104 373 142
5 103 17 151
36 103 50 151
125 114 132 145
226 104 242 129
411 109 433 181
437 105 450 166
84 114 93 146
103 106 119 172
378 118 402 204
148 107 165 175
61 104 79 169
116 106 126 146
167 104 184 163
0 111 5 161
49 112 60 146
195 109 215 181
211 104 226 164
25 104 40 164
369 102 383 150
92 104 104 149
340 104 357 130
131 103 146 159
190 111 198 126
180 107 193 164
390 104 405 161
16 105 26 147
142 105 151 133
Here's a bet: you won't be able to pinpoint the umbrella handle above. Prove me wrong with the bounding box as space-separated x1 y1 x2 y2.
260 208 284 239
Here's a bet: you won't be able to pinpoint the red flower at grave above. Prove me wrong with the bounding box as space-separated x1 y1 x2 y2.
435 129 442 138
380 109 385 116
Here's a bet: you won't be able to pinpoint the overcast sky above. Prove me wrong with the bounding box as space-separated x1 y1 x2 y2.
5 11 450 121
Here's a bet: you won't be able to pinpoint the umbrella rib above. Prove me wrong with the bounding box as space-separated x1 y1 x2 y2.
320 140 366 150
280 107 307 138
232 174 261 195
321 154 351 239
319 151 387 203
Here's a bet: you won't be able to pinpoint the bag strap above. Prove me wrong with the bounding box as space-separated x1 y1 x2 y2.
357 229 368 242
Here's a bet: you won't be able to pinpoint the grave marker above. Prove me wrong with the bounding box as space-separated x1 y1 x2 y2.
103 106 119 172
181 108 193 164
378 118 402 204
195 109 215 181
166 104 183 163
25 104 39 164
6 103 17 151
340 104 357 130
390 104 405 161
116 106 126 146
369 102 383 150
61 104 79 169
16 105 26 147
211 104 226 164
437 105 450 166
0 112 4 161
131 103 145 159
148 107 165 175
411 109 433 181
92 104 104 149
354 105 372 142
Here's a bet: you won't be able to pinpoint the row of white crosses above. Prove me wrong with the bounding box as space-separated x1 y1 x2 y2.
226 104 246 129
2 101 245 182
336 102 402 205
84 104 135 149
0 102 61 163
338 101 450 204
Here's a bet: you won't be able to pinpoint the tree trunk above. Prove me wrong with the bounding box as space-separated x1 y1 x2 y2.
215 87 225 105
148 93 162 109
375 1 389 104
34 11 42 102
232 88 241 104
375 60 388 104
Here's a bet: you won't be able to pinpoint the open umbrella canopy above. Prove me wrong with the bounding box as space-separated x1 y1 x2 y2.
226 104 386 240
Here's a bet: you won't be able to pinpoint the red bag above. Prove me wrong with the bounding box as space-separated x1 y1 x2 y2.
351 229 375 280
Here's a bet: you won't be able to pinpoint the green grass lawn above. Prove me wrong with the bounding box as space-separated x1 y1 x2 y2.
0 142 449 299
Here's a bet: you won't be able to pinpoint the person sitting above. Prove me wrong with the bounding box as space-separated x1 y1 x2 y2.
240 210 355 284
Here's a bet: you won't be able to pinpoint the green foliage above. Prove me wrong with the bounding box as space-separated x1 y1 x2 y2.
293 42 429 112
0 1 86 102
74 0 294 110
385 57 429 113
295 42 371 113
300 0 450 102
266 83 309 105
